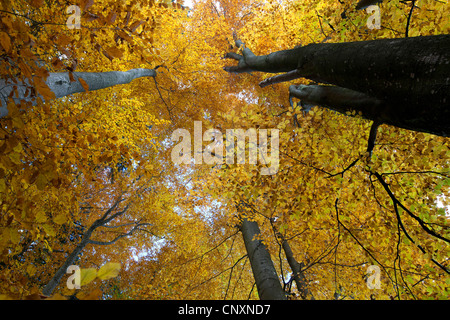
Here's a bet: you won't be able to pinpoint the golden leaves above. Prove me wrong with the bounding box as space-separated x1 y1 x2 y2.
0 0 447 302
27 0 44 8
0 179 6 193
0 31 11 52
80 268 97 286
78 262 121 287
97 262 121 280
33 76 56 101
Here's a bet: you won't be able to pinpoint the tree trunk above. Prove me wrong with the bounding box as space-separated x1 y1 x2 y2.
225 35 450 137
281 239 314 300
0 68 156 118
41 198 136 296
41 224 96 296
241 219 286 300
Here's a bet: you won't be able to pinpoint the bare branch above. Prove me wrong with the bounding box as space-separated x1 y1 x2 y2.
372 171 450 274
259 70 301 88
405 0 416 37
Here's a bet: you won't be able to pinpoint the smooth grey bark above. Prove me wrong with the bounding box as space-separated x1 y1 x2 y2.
241 219 286 300
0 68 156 118
225 34 450 137
281 239 314 300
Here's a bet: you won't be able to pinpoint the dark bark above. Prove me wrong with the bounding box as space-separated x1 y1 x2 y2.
41 223 98 296
225 34 450 137
240 219 286 300
281 239 314 300
41 200 139 296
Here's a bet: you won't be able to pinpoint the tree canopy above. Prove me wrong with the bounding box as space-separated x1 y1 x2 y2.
0 0 448 300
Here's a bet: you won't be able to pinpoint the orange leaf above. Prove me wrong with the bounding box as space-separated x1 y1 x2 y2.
69 72 76 82
28 0 44 8
84 12 99 22
105 46 123 59
57 34 72 47
129 20 145 33
0 32 11 52
51 57 64 70
33 77 55 101
106 11 117 25
81 288 103 300
80 0 94 11
18 61 32 79
116 30 133 43
78 78 89 92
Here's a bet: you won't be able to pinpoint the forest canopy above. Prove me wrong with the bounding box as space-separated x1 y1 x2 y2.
0 0 448 300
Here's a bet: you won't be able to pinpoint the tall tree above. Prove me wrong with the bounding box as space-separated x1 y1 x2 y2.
224 33 450 138
0 69 157 117
240 217 286 300
1 0 449 301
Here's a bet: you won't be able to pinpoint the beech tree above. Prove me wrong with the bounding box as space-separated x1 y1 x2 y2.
0 68 157 118
1 0 448 301
224 34 450 138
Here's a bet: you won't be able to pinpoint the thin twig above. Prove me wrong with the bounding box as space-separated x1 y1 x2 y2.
405 0 416 37
152 77 173 120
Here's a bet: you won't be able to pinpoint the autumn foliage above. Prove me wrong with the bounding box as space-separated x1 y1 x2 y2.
0 0 449 300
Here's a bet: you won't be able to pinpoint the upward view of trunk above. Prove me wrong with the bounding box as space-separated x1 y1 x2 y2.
0 68 156 118
42 198 138 297
225 34 450 137
41 224 96 297
281 238 314 300
240 219 286 300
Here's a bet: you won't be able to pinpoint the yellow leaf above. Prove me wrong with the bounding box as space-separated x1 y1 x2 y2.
12 116 24 129
42 224 56 237
53 214 67 225
9 151 21 165
35 173 47 190
97 262 121 280
0 179 6 193
80 268 97 286
9 228 20 244
35 211 48 223
12 143 22 153
27 264 37 276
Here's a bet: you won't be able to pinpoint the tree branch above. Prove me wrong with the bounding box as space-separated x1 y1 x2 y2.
88 221 150 245
372 171 450 274
405 0 416 38
373 171 450 245
259 70 302 88
366 121 381 156
289 84 385 123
